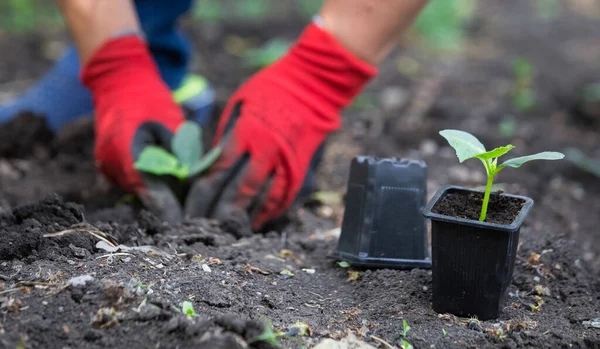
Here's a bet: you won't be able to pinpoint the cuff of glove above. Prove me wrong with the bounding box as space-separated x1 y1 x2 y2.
272 22 378 117
80 35 161 96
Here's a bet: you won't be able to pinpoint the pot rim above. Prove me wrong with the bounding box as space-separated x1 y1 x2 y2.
422 185 534 233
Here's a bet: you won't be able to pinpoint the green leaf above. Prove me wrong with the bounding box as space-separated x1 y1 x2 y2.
337 261 350 268
475 145 515 161
501 151 565 168
188 146 222 177
172 122 202 169
400 339 414 349
182 301 197 317
243 39 291 68
439 129 486 162
402 319 411 337
134 146 183 177
442 328 448 336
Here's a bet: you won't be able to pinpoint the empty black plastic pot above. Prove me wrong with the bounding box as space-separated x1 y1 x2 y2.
330 156 431 269
422 185 534 320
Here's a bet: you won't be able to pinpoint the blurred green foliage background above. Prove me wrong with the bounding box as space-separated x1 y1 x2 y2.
0 0 476 51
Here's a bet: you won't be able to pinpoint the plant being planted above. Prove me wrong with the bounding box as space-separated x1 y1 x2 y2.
134 121 221 180
439 129 564 222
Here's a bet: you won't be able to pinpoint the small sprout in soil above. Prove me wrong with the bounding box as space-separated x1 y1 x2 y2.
486 327 507 340
134 121 221 180
182 301 198 317
439 129 564 222
442 328 448 336
401 319 411 337
280 269 294 279
400 339 414 349
337 261 351 268
529 295 544 312
250 318 285 347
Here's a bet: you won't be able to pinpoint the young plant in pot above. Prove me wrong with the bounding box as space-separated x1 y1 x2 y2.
422 129 564 320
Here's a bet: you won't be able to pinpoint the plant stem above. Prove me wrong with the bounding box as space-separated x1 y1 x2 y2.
479 173 495 222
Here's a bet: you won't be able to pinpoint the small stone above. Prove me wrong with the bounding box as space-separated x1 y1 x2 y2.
533 276 540 282
422 286 428 291
202 264 212 273
69 275 94 287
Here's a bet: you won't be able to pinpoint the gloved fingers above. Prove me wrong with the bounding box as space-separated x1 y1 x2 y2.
131 121 177 159
183 151 249 219
138 174 184 224
252 168 291 230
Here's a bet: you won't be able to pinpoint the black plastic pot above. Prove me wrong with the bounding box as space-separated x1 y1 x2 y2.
422 185 534 320
330 156 431 269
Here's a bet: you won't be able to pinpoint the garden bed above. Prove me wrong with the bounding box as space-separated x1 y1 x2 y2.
0 2 599 348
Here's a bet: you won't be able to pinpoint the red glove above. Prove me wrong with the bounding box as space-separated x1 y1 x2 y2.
184 23 376 230
81 35 186 222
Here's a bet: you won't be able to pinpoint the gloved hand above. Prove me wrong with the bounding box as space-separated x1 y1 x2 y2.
184 23 376 230
81 35 186 223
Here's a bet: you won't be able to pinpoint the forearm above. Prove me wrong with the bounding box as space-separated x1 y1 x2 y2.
319 0 429 65
56 0 140 64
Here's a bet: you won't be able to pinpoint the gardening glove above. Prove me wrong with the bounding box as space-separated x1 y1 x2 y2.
81 35 186 223
184 23 377 230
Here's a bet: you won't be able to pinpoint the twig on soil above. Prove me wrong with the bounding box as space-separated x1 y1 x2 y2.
0 288 21 295
16 281 57 288
44 228 117 248
95 253 133 260
370 335 395 349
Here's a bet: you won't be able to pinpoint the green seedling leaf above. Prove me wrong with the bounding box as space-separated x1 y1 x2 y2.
401 319 411 337
134 146 187 179
337 261 350 268
442 328 448 336
400 339 414 349
476 145 515 161
311 191 343 206
250 319 283 347
188 146 222 177
172 121 202 169
182 301 198 317
439 129 486 162
512 89 536 112
439 129 564 222
501 152 565 168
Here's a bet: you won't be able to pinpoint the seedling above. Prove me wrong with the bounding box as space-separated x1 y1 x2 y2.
173 301 198 317
442 328 448 336
182 301 198 317
249 318 285 347
134 121 221 180
440 129 564 222
401 319 411 337
400 339 414 349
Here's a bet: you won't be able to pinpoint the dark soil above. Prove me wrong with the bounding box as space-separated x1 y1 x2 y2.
432 189 526 225
1 2 600 349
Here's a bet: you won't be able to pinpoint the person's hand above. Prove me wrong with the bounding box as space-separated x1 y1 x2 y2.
184 23 376 230
82 35 186 223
